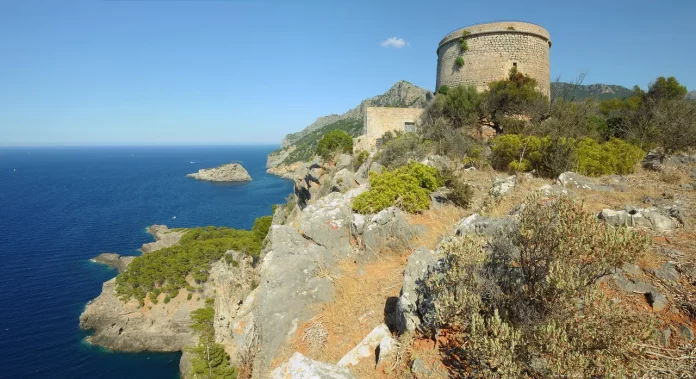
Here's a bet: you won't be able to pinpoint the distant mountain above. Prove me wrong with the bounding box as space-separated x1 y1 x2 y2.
551 82 634 101
687 91 696 100
268 81 432 168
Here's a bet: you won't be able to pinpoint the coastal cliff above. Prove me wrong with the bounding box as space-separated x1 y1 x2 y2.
187 163 252 182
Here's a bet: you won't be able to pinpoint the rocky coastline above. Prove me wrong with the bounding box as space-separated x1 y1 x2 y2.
187 163 252 182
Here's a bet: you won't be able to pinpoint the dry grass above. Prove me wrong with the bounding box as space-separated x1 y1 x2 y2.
406 205 467 249
292 254 407 366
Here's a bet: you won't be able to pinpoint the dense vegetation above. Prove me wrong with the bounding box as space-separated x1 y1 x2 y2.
550 82 633 101
279 119 363 165
352 162 442 214
315 129 353 160
189 300 238 379
424 196 651 377
115 217 271 306
490 134 644 177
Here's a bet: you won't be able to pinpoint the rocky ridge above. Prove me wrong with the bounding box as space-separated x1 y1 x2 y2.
187 163 252 182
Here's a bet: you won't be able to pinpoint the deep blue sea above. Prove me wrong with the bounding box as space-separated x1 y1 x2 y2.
0 146 293 378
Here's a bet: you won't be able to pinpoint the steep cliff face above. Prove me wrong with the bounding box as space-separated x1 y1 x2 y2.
268 81 432 169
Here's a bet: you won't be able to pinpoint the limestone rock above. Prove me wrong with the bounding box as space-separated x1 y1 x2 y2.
187 163 252 182
455 214 514 237
337 324 397 367
490 175 516 197
362 207 418 255
422 155 452 171
79 278 200 352
271 352 357 379
598 207 679 232
336 154 353 171
92 253 134 273
299 189 365 257
557 172 614 192
330 169 356 193
538 184 570 196
610 270 667 311
394 247 441 334
140 225 186 254
252 225 339 373
648 262 680 282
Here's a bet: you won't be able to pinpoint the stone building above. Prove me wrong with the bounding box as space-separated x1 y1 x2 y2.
353 107 424 152
436 21 551 97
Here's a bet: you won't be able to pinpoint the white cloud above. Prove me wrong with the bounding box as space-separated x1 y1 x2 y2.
381 37 408 48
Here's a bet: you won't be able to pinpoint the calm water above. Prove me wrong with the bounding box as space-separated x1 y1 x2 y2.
0 146 293 378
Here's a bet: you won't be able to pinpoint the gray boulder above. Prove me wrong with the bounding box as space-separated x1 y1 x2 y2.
362 207 418 255
490 175 516 197
355 161 385 185
422 155 452 171
393 247 441 334
610 270 667 311
678 325 694 341
557 172 614 192
599 207 679 232
455 214 514 237
270 352 356 379
648 262 680 282
252 225 339 373
330 169 356 193
335 154 353 171
299 187 366 257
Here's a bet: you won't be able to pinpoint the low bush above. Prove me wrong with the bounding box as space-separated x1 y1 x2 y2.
352 162 442 214
439 168 473 208
353 150 369 169
375 132 430 169
490 134 643 177
455 56 464 67
424 196 651 377
315 129 353 160
115 216 272 306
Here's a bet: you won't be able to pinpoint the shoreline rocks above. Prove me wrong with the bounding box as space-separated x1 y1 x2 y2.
187 163 252 182
92 253 134 273
140 225 186 254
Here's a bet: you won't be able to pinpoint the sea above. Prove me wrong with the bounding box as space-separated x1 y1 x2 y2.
0 146 294 378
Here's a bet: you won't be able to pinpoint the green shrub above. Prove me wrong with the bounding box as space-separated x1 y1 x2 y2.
424 196 651 377
352 162 442 214
455 56 464 67
436 85 449 95
115 216 272 305
375 132 430 169
163 295 171 304
315 129 353 160
576 137 644 176
490 134 643 177
459 30 471 52
353 150 369 169
251 215 272 241
482 67 549 132
190 305 238 378
439 168 473 208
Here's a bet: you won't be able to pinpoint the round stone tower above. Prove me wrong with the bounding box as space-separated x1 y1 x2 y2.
436 21 551 97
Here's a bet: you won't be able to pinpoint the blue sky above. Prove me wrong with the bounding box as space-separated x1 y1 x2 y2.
1 0 694 146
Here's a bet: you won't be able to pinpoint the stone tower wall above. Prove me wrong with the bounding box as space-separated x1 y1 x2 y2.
436 21 551 97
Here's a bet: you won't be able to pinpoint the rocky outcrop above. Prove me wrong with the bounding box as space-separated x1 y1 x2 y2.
251 225 339 374
360 207 420 256
455 214 515 237
490 175 517 197
140 225 186 254
79 278 201 352
187 163 252 182
598 204 682 232
393 247 441 334
81 249 257 357
92 253 134 273
557 172 615 192
270 352 357 379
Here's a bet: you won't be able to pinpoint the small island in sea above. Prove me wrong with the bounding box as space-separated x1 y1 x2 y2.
186 163 252 182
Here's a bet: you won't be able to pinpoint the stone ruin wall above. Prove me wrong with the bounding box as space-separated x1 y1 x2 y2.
354 107 424 152
436 21 551 97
